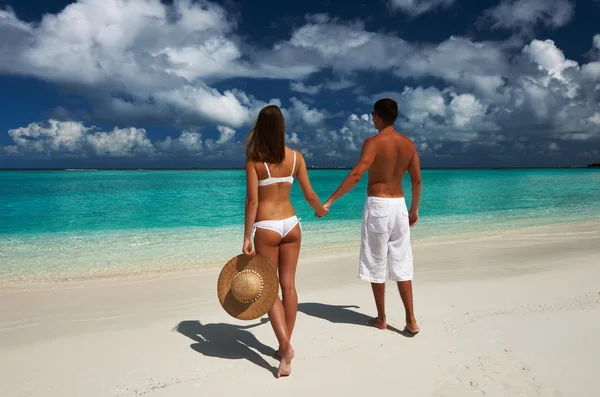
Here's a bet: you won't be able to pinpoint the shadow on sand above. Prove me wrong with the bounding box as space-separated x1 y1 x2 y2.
174 319 277 375
175 303 414 373
298 302 416 337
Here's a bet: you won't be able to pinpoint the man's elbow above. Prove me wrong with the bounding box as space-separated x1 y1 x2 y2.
411 177 422 186
349 168 364 183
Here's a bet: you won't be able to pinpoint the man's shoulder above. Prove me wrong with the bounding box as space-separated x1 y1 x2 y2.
375 129 415 146
392 129 413 142
393 131 416 150
362 136 380 150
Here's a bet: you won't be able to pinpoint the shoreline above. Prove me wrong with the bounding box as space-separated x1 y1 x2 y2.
1 217 599 288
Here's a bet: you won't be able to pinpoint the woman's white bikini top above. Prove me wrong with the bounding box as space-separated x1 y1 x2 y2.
258 150 296 187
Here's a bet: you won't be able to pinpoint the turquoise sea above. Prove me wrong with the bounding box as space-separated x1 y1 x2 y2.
1 169 599 284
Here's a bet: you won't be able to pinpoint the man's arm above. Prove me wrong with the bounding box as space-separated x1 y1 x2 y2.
407 147 422 227
325 138 376 206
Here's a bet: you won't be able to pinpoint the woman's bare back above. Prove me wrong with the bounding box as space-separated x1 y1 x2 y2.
254 146 297 221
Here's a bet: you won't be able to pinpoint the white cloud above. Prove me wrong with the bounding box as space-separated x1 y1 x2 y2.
0 0 320 129
522 39 578 84
589 113 600 126
398 86 446 122
289 16 373 58
265 19 510 104
290 81 323 95
310 114 376 154
289 98 327 126
389 0 457 16
332 32 600 157
264 17 413 74
395 37 509 100
0 0 237 87
2 113 350 162
216 126 236 144
353 35 600 152
360 87 495 143
286 132 301 145
0 3 513 130
155 130 204 155
2 120 241 159
483 0 574 30
0 145 19 157
283 131 313 159
155 38 243 81
448 94 487 127
581 62 600 81
85 127 156 158
324 78 355 91
1 2 599 164
154 85 250 128
6 120 156 158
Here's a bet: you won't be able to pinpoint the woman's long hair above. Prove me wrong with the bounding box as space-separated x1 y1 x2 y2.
246 105 285 164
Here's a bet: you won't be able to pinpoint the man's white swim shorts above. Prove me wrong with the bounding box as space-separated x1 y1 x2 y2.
359 196 414 283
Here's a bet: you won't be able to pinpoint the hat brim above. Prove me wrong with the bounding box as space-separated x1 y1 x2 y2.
217 254 279 321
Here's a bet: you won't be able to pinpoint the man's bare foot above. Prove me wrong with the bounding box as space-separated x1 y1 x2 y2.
276 347 294 378
368 317 387 330
404 322 420 334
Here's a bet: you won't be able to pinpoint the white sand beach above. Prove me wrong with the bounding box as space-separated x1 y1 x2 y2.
1 222 599 397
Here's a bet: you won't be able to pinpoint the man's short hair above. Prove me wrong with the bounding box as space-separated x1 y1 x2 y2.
373 98 398 126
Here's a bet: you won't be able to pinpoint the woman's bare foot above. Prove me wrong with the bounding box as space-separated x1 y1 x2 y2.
276 347 295 378
368 317 387 330
272 350 281 360
272 344 288 360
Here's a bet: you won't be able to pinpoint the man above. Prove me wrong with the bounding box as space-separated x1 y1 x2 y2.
321 98 421 334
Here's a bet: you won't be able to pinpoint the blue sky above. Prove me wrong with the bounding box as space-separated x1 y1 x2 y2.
0 0 599 168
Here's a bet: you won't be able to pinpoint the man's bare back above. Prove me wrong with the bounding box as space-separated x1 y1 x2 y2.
365 128 418 199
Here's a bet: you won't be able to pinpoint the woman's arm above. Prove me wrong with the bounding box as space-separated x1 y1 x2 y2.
243 160 259 255
295 151 327 217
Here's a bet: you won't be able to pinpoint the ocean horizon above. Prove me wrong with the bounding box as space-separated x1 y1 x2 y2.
1 168 599 284
1 165 597 171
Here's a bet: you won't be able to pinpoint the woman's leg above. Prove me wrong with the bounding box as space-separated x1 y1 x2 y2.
253 228 290 355
279 224 301 341
268 224 301 377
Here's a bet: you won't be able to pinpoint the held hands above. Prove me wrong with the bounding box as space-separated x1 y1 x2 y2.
408 208 419 228
242 237 255 256
315 200 331 218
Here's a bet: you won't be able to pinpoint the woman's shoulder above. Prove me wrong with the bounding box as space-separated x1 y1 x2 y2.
285 146 302 157
245 157 260 170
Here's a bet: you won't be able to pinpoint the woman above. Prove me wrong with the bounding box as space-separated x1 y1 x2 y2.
243 105 328 378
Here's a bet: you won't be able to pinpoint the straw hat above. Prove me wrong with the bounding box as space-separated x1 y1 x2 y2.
217 254 279 320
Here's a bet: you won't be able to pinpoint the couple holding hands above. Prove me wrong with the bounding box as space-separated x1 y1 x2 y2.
238 98 422 378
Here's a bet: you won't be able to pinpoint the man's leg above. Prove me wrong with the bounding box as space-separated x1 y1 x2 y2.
397 280 419 333
369 282 387 329
358 198 391 329
388 201 419 334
